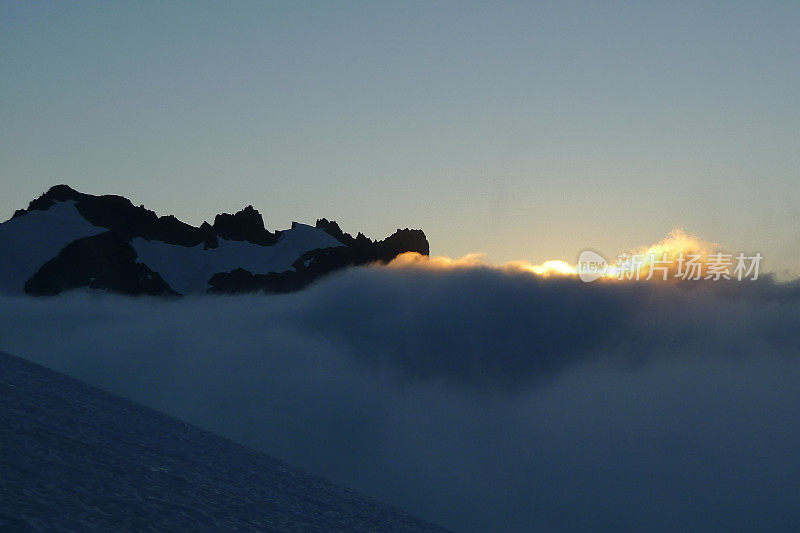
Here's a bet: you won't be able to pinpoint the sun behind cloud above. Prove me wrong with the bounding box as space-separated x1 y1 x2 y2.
386 228 755 282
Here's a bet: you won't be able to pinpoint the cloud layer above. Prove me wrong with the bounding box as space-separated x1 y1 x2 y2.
1 266 799 531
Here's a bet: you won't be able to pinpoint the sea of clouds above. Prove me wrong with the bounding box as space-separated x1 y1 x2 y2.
1 266 799 531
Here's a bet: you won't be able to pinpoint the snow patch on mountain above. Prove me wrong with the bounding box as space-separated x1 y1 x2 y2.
132 223 343 294
0 201 106 294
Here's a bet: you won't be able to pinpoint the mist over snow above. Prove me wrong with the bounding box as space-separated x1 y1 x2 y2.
2 266 800 532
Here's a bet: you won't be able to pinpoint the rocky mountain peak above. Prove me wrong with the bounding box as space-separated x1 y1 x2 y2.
213 205 277 245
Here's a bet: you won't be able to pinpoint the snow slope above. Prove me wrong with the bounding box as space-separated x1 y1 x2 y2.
0 350 447 532
132 223 343 294
0 201 106 294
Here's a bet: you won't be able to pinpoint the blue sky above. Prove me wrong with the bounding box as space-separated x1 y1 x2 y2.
1 1 798 274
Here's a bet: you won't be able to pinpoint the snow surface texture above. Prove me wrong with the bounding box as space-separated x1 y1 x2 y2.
0 201 105 294
132 224 343 294
0 350 447 532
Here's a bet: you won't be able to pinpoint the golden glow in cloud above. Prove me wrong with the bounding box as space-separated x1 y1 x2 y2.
624 228 719 279
387 252 488 269
387 228 739 281
387 251 577 277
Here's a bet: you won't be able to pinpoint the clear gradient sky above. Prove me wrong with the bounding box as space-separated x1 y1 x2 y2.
1 1 798 275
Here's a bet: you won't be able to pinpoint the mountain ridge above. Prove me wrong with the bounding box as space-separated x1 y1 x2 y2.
2 185 429 296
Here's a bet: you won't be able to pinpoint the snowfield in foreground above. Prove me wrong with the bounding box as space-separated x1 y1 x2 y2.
0 351 447 532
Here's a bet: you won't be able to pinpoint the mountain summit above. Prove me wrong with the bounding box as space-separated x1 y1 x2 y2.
0 185 429 296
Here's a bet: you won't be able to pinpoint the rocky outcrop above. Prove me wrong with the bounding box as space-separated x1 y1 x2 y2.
315 218 374 247
212 205 279 245
25 232 176 296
